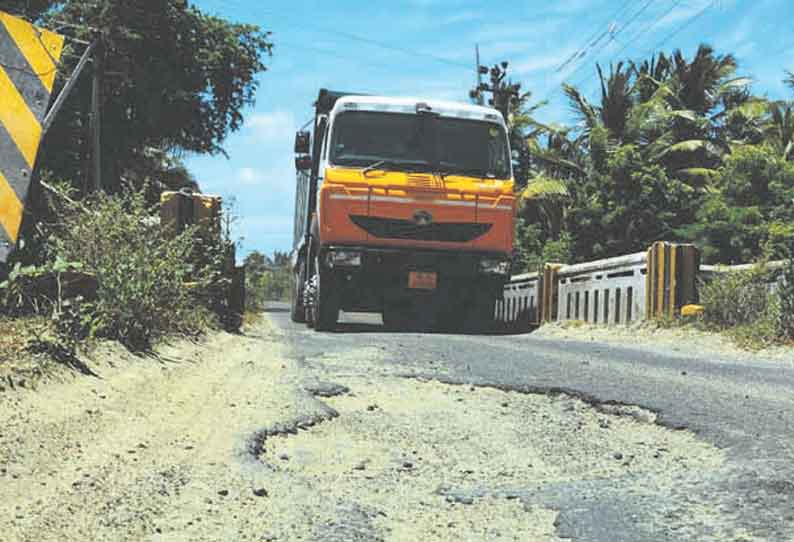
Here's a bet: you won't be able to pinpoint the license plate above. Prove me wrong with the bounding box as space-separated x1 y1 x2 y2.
408 271 437 290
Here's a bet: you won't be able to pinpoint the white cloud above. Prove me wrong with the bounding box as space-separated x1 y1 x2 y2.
513 47 581 75
245 110 296 142
237 167 266 185
441 10 481 25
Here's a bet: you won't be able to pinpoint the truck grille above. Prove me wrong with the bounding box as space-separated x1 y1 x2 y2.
406 173 442 189
349 215 492 242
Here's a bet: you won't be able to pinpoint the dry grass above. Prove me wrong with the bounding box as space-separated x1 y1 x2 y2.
0 317 41 364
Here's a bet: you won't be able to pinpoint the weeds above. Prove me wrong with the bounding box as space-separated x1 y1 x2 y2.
699 263 784 348
775 242 794 342
1 184 233 352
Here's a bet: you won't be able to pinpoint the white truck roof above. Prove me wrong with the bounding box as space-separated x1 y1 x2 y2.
331 95 507 127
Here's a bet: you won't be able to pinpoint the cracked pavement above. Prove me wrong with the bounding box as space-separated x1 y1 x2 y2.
1 304 792 541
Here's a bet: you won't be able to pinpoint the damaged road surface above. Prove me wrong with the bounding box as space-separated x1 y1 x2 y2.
1 305 793 541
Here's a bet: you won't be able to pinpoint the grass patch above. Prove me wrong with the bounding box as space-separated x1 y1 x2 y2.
0 317 42 365
2 185 234 353
698 262 786 350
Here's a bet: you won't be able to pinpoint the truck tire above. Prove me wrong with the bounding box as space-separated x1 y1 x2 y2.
290 261 306 323
382 302 414 331
313 256 339 332
464 294 496 334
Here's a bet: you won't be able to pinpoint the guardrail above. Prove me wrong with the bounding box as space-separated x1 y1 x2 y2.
557 251 647 326
498 242 700 331
701 261 786 294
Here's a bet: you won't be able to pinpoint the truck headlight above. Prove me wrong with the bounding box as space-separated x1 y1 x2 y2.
479 258 511 275
326 250 362 268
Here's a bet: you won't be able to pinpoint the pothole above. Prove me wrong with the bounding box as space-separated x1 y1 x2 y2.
259 377 725 541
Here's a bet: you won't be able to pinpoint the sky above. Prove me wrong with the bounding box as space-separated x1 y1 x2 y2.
185 0 794 260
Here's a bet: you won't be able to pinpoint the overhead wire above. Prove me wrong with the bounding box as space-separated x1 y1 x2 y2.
562 0 656 86
555 0 635 72
538 0 655 105
643 0 717 55
201 0 472 72
609 0 685 65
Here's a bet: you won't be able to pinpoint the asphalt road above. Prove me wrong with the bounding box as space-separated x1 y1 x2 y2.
267 302 794 542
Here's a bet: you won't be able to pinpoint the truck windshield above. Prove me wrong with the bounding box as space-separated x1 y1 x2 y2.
329 111 511 179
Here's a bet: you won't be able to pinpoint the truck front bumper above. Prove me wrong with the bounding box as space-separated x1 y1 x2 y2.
318 245 511 312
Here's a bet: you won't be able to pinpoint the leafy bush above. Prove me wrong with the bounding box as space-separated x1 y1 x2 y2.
699 263 783 348
700 265 774 328
48 187 229 349
778 243 794 342
0 257 84 316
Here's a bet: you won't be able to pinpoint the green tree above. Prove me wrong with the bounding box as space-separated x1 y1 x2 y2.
766 101 794 161
680 145 794 263
38 0 272 192
1 1 55 19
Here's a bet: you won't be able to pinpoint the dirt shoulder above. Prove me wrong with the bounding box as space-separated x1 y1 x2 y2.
0 318 308 541
0 313 742 541
533 320 794 368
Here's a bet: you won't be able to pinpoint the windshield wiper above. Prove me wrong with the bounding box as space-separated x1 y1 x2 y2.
362 160 390 175
438 167 496 179
362 159 429 176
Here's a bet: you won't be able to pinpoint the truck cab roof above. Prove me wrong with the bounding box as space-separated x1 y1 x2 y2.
316 89 505 127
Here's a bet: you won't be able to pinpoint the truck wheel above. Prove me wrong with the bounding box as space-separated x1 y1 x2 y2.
382 303 413 331
290 261 306 323
313 256 339 332
464 294 496 334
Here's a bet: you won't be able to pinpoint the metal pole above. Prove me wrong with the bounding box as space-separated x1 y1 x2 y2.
41 41 96 136
475 44 483 105
90 39 102 191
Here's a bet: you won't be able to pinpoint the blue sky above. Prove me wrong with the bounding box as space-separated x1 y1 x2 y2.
186 0 794 260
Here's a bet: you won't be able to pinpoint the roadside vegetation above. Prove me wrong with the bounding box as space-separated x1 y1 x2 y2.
244 251 292 311
1 184 234 352
0 1 271 367
500 45 793 347
697 247 794 349
508 47 794 272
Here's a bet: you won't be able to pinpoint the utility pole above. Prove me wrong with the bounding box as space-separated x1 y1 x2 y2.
474 45 484 105
89 37 103 192
469 60 531 187
469 45 489 106
470 61 519 122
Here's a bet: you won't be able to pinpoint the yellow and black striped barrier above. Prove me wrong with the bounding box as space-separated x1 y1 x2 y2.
541 263 562 322
0 10 64 262
646 242 700 319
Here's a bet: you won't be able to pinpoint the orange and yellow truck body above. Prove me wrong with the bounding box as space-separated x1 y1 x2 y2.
291 89 515 329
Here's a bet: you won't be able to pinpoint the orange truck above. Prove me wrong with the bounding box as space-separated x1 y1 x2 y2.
291 89 515 331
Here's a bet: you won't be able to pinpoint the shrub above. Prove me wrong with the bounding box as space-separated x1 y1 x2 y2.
778 243 794 342
699 263 783 348
50 187 228 349
699 265 775 329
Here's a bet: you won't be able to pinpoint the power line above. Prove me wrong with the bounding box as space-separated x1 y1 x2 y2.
539 0 654 104
645 0 717 55
565 0 654 82
566 0 687 95
609 0 685 64
202 0 472 72
556 0 634 72
277 41 406 73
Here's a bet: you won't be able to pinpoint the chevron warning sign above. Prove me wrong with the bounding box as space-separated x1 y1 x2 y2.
0 10 64 263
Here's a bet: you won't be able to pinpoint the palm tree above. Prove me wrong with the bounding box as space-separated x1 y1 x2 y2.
766 101 794 161
667 44 743 115
563 62 635 143
631 52 672 103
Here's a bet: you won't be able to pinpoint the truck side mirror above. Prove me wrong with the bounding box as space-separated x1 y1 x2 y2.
295 155 312 171
294 131 310 154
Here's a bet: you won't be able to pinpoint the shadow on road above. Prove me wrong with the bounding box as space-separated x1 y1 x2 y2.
330 321 537 336
263 306 290 314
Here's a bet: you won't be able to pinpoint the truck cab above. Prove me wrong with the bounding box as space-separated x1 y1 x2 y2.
292 89 515 331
